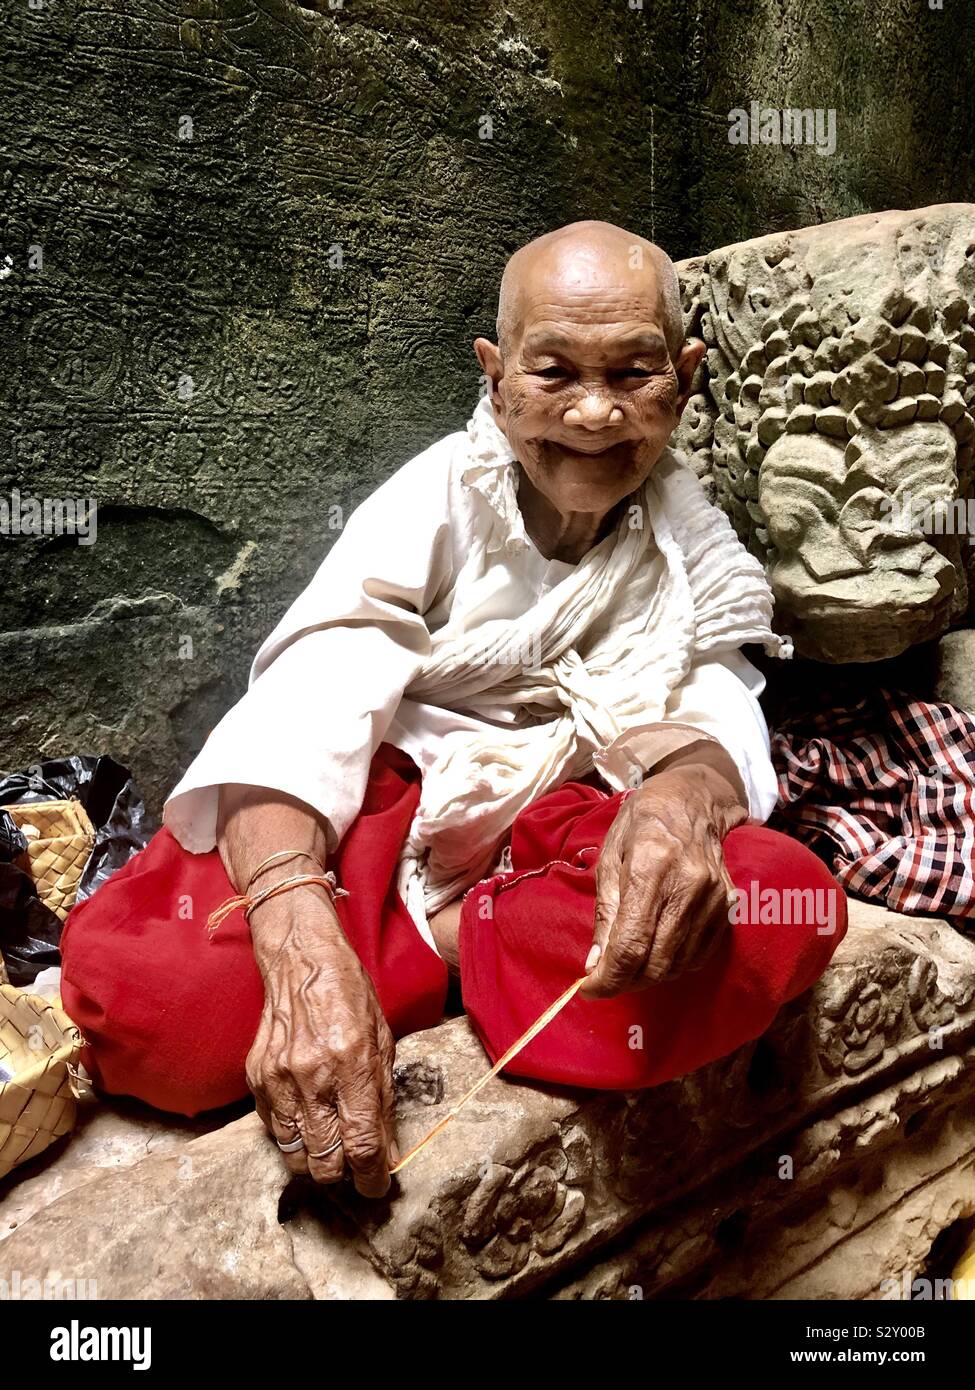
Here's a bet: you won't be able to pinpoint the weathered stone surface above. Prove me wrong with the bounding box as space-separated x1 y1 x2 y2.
4 4 975 808
672 204 975 663
765 1110 975 1301
554 1050 975 1299
0 607 251 815
0 1094 241 1242
934 629 975 716
0 1113 314 1299
2 899 974 1299
324 901 975 1298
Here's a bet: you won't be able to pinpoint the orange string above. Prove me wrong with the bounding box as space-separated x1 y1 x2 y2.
206 874 343 934
389 975 587 1176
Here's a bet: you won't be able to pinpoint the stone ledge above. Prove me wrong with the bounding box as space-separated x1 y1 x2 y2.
3 902 972 1299
322 902 975 1298
554 1047 975 1298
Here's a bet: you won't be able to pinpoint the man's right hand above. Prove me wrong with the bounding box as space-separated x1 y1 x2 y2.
246 890 398 1197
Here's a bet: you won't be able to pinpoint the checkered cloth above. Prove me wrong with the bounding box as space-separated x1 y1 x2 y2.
771 688 975 925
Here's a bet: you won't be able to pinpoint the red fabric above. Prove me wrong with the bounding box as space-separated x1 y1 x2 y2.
60 745 447 1116
460 781 847 1089
61 747 845 1116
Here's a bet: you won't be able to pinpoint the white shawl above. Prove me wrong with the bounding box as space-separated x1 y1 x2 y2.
403 397 791 912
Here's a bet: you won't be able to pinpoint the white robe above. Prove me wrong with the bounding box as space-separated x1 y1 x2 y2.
164 398 789 949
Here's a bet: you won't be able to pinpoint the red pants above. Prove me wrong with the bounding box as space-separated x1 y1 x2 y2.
60 746 846 1115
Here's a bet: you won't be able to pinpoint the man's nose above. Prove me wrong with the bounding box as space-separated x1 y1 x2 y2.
563 392 624 429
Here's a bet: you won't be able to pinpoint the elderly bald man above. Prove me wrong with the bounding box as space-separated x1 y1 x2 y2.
60 221 846 1197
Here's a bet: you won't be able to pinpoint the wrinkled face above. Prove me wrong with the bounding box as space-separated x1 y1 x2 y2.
482 248 699 519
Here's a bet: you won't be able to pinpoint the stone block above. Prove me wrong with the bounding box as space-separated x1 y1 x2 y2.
934 630 975 717
4 901 973 1300
672 205 975 662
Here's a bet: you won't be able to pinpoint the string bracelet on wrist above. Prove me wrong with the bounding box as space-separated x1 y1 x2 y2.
207 868 348 935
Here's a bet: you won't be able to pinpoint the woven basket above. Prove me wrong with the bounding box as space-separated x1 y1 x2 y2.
7 799 96 922
0 984 83 1181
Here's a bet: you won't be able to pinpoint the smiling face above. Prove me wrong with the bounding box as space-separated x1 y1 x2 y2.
475 223 704 526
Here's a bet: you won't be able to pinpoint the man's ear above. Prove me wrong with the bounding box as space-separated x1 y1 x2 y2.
474 337 504 405
673 337 706 419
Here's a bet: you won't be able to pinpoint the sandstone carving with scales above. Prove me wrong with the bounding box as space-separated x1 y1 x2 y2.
673 204 975 661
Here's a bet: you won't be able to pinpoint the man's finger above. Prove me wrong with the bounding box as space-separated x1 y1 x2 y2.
581 837 624 995
335 1065 392 1199
665 841 736 977
668 875 730 977
301 1099 345 1185
378 1030 400 1170
584 852 668 997
642 872 710 983
253 1090 276 1142
267 1107 310 1176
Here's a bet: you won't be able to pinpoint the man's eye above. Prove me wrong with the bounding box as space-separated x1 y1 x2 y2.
534 366 570 379
611 367 653 380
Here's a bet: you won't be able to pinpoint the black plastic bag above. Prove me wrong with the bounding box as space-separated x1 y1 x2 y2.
0 809 28 864
0 754 155 985
0 863 62 986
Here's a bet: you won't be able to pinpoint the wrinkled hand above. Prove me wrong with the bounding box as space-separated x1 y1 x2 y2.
246 892 397 1197
581 763 747 998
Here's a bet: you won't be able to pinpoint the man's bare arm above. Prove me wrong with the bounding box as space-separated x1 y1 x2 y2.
217 784 398 1196
217 783 331 910
650 736 748 812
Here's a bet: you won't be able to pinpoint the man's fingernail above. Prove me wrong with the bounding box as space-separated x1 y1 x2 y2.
585 944 601 972
389 1141 401 1166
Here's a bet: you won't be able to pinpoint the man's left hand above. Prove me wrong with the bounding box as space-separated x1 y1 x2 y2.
581 762 747 998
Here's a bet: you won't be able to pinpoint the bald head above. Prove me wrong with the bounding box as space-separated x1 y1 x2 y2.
495 220 685 362
473 220 704 543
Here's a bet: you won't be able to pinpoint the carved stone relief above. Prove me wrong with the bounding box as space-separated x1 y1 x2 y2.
674 205 975 661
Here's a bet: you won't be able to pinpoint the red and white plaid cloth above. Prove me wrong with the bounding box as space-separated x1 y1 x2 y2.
771 688 975 925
